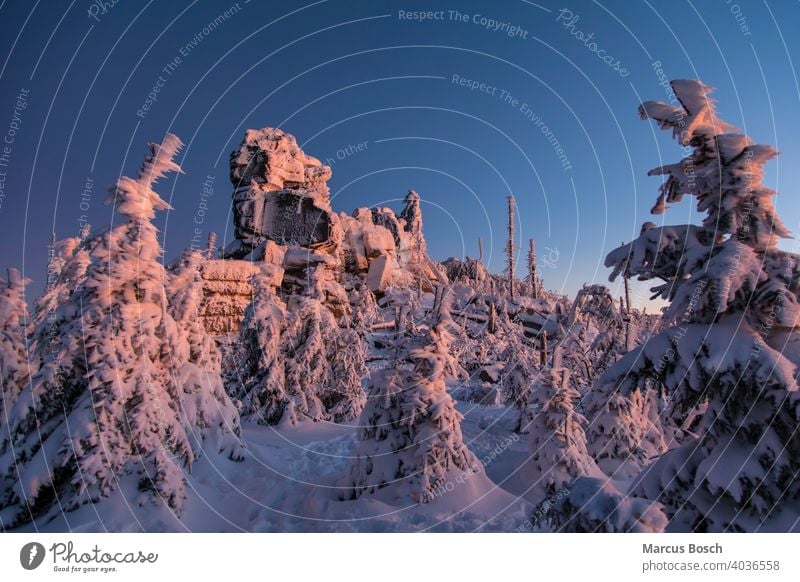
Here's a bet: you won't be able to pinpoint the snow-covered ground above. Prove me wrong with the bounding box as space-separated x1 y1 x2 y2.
15 394 533 533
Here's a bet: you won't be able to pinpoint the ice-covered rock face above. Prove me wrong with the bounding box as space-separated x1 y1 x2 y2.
337 191 435 292
230 128 331 197
226 128 336 258
200 259 264 334
262 189 333 247
399 190 423 239
222 127 435 299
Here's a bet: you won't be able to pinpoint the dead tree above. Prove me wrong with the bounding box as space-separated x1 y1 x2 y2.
206 231 218 259
506 196 516 297
539 330 548 367
528 238 539 299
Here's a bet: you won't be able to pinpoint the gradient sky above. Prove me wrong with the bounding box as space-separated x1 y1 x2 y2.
1 0 799 307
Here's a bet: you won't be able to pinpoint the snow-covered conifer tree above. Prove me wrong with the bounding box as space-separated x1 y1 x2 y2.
166 249 221 372
264 266 368 425
423 286 467 381
282 297 334 424
347 282 379 334
31 233 91 335
0 134 242 526
165 248 243 449
522 368 597 505
633 389 669 459
584 390 649 480
503 335 538 433
548 476 667 533
601 80 800 531
342 286 481 503
0 269 31 427
229 264 288 424
323 326 366 423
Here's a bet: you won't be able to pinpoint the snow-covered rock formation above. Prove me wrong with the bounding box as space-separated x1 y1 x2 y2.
199 259 260 334
218 129 438 304
224 128 335 259
200 128 445 334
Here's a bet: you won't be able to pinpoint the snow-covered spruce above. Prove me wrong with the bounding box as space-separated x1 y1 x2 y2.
633 389 669 462
166 249 223 374
345 282 379 335
422 284 468 382
521 368 598 505
0 269 31 432
29 231 92 359
502 334 538 433
228 264 288 425
232 263 366 426
306 266 367 423
323 325 367 423
0 134 243 526
553 326 591 388
32 229 91 330
164 248 243 455
342 286 481 504
281 297 334 424
548 476 667 533
562 283 627 389
584 389 650 480
600 80 800 531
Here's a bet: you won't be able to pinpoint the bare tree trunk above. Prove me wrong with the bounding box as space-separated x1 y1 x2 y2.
506 196 516 297
622 246 633 350
539 330 548 367
553 342 563 369
528 238 538 299
206 231 218 259
623 269 631 317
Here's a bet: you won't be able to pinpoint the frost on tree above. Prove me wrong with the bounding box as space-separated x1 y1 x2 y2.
502 333 538 433
33 232 90 331
239 264 366 426
229 264 288 425
282 296 340 424
0 269 31 430
345 282 379 334
600 80 800 531
584 390 650 480
165 248 243 456
548 476 667 533
562 283 627 388
342 286 481 504
0 134 243 527
30 231 92 357
522 368 597 505
167 249 223 373
521 373 668 532
323 325 367 423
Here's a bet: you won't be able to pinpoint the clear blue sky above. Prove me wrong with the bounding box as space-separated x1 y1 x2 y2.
1 0 799 308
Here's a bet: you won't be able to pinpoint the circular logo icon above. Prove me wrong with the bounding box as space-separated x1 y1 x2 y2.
20 542 46 570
